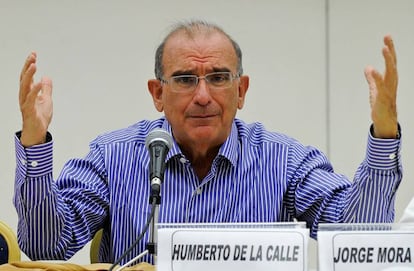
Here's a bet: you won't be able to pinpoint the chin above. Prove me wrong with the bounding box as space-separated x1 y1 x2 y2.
192 127 216 138
190 127 227 143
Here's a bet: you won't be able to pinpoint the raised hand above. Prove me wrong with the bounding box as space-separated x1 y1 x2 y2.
364 35 398 139
19 52 53 147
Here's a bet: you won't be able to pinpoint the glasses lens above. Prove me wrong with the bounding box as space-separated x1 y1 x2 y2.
206 72 232 88
172 75 198 91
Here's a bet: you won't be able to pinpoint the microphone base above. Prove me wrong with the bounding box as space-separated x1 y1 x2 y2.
146 242 157 255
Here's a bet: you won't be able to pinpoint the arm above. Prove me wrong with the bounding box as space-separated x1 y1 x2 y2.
287 133 401 239
342 35 402 222
14 53 108 260
14 134 109 260
288 35 402 238
341 131 402 223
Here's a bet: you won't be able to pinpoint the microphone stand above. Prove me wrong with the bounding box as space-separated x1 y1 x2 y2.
113 178 161 271
146 177 162 263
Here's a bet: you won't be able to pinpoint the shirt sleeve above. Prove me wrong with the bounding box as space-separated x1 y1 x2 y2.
13 132 109 261
342 127 402 223
287 126 402 239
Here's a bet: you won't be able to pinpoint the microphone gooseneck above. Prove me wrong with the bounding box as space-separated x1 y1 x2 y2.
108 197 157 271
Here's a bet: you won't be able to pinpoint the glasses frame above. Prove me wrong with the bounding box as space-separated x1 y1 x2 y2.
160 71 240 93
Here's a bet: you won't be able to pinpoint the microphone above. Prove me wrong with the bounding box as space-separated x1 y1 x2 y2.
145 128 173 260
145 128 173 199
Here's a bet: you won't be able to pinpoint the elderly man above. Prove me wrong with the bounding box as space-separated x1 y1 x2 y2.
15 20 401 265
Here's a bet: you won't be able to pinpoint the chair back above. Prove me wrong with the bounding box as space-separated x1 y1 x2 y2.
90 229 103 263
0 221 21 264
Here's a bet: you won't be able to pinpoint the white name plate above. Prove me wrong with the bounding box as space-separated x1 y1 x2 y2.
157 223 309 271
318 223 414 271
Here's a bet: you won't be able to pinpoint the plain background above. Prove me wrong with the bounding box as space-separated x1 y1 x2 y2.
1 0 413 269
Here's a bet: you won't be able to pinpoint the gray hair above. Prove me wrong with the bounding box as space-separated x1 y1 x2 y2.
154 20 243 79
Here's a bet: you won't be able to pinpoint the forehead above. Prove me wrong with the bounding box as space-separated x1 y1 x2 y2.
162 30 238 73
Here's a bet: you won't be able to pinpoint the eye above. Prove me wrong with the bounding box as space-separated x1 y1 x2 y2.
173 76 197 86
207 73 230 85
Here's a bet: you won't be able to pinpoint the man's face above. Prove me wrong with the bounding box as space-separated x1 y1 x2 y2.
148 31 249 152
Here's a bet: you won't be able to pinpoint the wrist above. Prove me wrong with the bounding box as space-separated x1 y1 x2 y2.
371 123 400 139
20 131 48 147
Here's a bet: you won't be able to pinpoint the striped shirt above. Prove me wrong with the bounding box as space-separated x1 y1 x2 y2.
13 117 402 265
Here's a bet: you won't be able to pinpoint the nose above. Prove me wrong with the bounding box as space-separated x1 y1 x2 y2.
193 78 212 105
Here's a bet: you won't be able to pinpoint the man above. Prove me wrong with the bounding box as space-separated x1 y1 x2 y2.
15 20 401 265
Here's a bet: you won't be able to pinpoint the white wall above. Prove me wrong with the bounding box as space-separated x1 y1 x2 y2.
328 0 414 219
0 0 412 268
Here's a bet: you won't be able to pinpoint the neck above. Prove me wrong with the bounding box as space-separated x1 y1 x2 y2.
181 144 220 180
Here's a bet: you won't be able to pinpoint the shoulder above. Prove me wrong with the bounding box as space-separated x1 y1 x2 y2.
234 118 299 147
90 118 166 146
234 119 330 171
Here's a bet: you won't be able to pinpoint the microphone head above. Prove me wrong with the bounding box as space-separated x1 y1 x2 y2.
145 128 173 150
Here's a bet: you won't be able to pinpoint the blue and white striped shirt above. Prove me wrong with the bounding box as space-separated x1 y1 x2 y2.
14 117 402 264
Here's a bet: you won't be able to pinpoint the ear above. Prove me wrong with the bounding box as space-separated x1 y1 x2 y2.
237 75 249 109
148 79 164 112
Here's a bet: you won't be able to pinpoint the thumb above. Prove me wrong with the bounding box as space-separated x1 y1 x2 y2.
41 76 53 96
364 66 376 87
364 66 377 108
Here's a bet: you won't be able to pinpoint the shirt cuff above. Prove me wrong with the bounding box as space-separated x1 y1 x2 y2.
15 132 54 181
366 125 401 170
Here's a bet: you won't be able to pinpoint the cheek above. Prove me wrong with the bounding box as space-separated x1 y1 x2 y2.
222 92 240 110
162 94 188 116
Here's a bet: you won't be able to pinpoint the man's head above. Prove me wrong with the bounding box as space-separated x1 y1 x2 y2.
148 20 249 159
154 20 244 80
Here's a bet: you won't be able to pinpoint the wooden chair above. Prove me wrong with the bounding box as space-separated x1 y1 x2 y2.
0 221 21 264
90 229 103 263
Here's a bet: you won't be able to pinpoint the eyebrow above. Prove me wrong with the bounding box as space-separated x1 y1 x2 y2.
170 67 232 77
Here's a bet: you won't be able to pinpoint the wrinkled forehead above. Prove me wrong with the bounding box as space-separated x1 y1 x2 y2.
162 30 238 70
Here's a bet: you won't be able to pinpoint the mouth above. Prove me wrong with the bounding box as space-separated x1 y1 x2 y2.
191 114 215 118
186 114 218 126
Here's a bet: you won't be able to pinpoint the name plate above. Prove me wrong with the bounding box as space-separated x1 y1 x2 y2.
318 223 414 271
157 223 309 271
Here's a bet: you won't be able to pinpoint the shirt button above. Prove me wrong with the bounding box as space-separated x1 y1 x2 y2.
179 157 187 163
196 188 203 195
20 158 26 165
389 153 396 159
31 161 38 167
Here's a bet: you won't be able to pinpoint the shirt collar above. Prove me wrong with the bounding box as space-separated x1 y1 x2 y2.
161 118 239 167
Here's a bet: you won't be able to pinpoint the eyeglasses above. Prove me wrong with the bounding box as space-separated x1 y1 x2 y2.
160 72 239 93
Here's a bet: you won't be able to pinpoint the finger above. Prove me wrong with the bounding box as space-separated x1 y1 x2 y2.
371 69 394 103
19 52 37 81
383 35 397 65
25 77 53 106
40 76 53 97
371 69 385 90
364 66 379 106
19 62 37 106
382 38 398 92
364 66 377 89
382 46 398 91
382 46 396 71
23 81 43 110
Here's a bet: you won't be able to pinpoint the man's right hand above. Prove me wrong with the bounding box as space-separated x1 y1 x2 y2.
19 52 53 147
